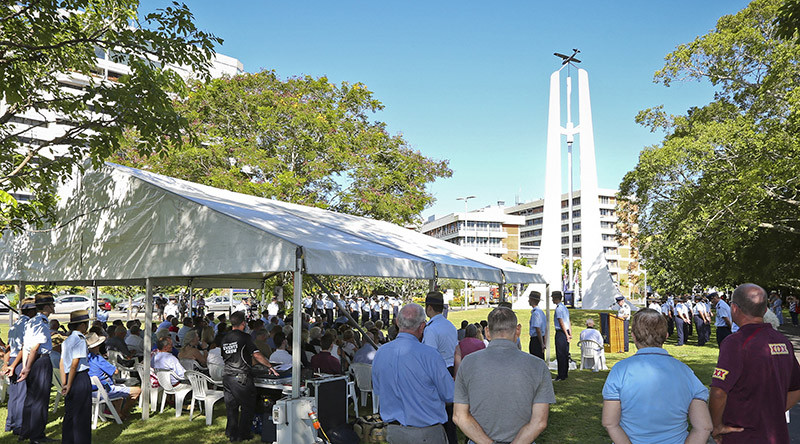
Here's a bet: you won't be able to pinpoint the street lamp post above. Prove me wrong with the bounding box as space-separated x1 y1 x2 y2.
457 195 476 308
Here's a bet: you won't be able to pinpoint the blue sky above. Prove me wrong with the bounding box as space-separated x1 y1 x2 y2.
142 0 751 220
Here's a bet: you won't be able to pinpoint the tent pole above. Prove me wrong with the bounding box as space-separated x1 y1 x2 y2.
500 274 507 303
291 247 303 399
92 282 98 319
12 281 24 326
142 278 153 420
188 279 194 318
545 283 551 363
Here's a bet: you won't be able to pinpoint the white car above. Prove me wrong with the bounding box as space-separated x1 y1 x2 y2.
205 295 233 312
0 294 10 312
54 295 93 314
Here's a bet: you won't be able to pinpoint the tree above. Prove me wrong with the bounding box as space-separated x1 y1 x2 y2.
112 71 452 225
619 0 800 290
0 0 220 233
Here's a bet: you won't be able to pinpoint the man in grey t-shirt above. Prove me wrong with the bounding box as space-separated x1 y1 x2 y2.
453 307 556 443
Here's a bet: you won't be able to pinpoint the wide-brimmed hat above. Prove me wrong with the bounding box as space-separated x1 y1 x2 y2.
85 332 106 349
35 292 55 306
425 291 444 305
615 296 625 301
19 297 36 310
69 309 93 324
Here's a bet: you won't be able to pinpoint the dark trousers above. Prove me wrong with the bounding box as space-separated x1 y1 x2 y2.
62 370 92 444
361 310 369 326
674 317 686 345
529 337 544 360
325 308 334 325
555 330 569 380
443 366 457 444
350 310 359 324
790 311 798 326
666 315 674 336
716 326 732 345
687 315 693 336
6 360 26 433
693 315 707 345
21 354 52 440
223 374 256 441
381 309 390 326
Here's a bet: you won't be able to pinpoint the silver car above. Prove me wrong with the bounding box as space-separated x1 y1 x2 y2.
54 295 93 314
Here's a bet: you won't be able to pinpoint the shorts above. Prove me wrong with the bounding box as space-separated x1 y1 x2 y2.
107 384 131 400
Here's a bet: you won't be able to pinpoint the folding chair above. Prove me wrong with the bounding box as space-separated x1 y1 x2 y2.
90 375 123 429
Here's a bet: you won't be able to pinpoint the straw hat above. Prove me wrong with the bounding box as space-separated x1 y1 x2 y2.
68 309 93 324
85 332 106 349
19 297 36 310
34 292 55 306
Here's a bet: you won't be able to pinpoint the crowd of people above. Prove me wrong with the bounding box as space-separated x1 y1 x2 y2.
1 284 798 444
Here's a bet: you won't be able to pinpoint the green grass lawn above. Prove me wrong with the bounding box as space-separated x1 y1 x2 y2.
0 308 726 443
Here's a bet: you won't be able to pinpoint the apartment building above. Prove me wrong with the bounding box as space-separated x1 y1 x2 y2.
419 203 524 262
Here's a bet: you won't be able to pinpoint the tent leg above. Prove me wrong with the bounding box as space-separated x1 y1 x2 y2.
291 249 303 399
12 281 24 326
92 284 98 319
545 283 551 363
142 278 153 420
429 279 436 292
500 275 507 303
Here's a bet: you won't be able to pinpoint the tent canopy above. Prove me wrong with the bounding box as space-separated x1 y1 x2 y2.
0 162 546 288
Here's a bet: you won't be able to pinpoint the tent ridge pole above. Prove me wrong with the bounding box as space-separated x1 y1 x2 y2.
291 247 304 399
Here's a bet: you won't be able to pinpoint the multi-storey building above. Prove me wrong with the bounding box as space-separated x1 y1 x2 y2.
505 188 639 297
7 49 243 204
419 202 524 262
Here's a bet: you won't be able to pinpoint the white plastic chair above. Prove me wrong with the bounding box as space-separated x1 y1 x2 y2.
179 358 208 374
90 375 123 429
185 370 225 425
155 368 192 417
346 377 359 422
0 372 8 404
108 350 138 386
135 363 161 413
349 362 378 414
51 371 63 414
579 339 606 372
207 361 224 384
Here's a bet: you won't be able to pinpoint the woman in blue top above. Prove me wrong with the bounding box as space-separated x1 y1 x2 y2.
602 309 713 444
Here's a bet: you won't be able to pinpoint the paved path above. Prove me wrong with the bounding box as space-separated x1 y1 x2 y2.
777 323 800 443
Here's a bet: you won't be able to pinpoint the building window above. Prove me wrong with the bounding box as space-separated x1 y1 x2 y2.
561 224 569 232
532 218 542 226
561 212 569 220
601 221 616 229
599 196 610 204
533 240 541 247
561 236 569 244
572 209 581 218
573 235 580 243
573 247 581 256
572 197 581 205
573 222 581 230
532 229 541 236
602 234 615 241
532 206 543 214
561 200 568 208
600 208 615 217
562 249 569 256
604 246 618 255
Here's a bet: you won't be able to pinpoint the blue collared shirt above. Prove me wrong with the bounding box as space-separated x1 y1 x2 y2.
422 314 458 368
675 303 689 317
23 313 52 361
88 352 117 390
7 314 30 359
715 300 731 327
61 331 89 374
529 307 546 337
603 347 708 444
554 303 570 331
372 332 454 427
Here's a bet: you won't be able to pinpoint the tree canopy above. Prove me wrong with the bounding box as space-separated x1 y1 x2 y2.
112 70 452 225
0 0 220 233
619 0 800 291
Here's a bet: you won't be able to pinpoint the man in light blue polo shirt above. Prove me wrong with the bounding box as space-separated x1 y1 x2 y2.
710 292 732 345
552 291 571 381
528 292 546 360
602 308 711 444
373 303 454 444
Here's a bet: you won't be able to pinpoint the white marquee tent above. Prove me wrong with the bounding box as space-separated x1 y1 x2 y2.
0 162 548 418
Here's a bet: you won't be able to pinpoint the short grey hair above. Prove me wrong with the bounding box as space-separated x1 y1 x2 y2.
184 330 199 345
487 307 517 335
397 303 426 330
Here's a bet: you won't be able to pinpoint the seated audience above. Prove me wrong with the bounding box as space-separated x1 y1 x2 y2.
177 330 208 368
579 319 607 371
268 331 292 372
353 331 377 364
125 324 144 357
86 332 142 419
152 336 186 385
310 334 342 374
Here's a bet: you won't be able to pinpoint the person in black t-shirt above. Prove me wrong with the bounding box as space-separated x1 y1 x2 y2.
221 311 277 442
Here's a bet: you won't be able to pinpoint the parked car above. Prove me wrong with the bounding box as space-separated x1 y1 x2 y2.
117 295 145 312
0 294 11 312
205 295 234 312
54 295 93 314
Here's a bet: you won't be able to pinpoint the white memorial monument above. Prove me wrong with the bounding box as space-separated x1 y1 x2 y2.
537 50 622 310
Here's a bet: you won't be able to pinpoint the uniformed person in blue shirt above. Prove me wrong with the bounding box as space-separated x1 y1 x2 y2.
18 292 57 443
61 309 92 444
4 297 37 436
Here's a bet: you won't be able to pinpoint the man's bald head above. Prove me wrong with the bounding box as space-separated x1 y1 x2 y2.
731 283 768 318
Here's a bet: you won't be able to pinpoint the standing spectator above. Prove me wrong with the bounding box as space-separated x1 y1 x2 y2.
528 291 546 360
453 324 485 375
552 291 571 381
454 307 555 444
602 309 712 444
710 292 733 345
694 297 711 346
674 297 691 346
661 297 674 337
710 283 800 443
372 303 453 444
4 297 36 436
61 310 92 444
788 296 799 327
770 291 784 325
18 292 57 443
422 291 459 444
267 297 280 317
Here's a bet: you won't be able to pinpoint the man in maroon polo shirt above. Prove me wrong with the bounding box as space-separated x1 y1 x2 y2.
310 334 342 375
709 283 800 443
